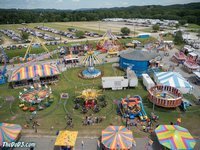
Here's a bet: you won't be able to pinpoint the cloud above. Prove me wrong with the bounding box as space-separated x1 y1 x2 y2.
72 0 80 2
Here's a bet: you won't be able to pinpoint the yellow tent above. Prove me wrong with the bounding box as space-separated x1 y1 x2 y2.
54 130 78 147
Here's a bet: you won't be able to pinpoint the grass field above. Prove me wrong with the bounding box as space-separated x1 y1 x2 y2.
187 24 200 29
0 63 200 137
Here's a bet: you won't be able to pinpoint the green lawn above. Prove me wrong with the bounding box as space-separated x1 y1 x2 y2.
163 34 174 41
187 24 200 29
0 63 200 137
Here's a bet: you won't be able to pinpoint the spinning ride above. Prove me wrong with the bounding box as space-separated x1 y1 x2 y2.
148 85 183 108
19 84 53 111
80 50 102 79
76 89 102 109
97 30 123 53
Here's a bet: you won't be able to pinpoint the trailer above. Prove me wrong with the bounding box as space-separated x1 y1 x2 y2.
126 68 138 87
102 76 128 90
142 73 155 90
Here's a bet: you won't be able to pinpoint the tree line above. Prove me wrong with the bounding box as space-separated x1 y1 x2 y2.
0 2 199 25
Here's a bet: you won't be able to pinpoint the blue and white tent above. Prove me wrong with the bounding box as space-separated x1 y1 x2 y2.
154 72 193 94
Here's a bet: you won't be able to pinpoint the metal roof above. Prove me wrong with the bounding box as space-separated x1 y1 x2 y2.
120 49 159 61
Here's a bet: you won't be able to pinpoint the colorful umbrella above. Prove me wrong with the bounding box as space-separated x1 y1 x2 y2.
155 125 196 150
0 123 22 147
102 126 135 150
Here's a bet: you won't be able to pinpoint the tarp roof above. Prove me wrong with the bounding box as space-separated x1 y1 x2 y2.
9 64 60 82
120 49 159 61
0 123 22 147
154 72 192 89
54 130 78 147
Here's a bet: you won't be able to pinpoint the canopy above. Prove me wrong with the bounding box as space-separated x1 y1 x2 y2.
9 64 60 82
54 130 78 147
0 123 22 147
154 72 192 94
155 125 196 150
102 126 135 150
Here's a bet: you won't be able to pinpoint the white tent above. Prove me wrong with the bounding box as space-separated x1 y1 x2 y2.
154 72 193 94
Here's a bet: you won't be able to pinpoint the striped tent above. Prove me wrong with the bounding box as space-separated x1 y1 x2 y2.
102 126 136 150
154 72 192 94
9 64 60 82
155 125 196 150
0 123 22 147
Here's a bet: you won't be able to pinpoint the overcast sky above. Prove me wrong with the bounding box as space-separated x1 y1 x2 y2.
0 0 199 9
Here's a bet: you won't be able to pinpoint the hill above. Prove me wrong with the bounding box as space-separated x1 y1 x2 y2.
0 2 199 25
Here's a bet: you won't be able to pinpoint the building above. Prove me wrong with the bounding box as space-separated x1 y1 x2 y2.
119 49 159 77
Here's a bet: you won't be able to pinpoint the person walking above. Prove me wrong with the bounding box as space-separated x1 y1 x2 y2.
81 140 84 150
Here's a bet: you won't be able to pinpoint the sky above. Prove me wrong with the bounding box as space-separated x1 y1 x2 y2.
0 0 199 9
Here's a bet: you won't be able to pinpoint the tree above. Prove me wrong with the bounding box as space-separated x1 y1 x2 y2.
174 31 184 45
63 18 69 22
80 17 87 21
21 31 29 40
175 23 180 29
152 24 160 32
121 27 130 35
179 20 187 26
75 31 85 38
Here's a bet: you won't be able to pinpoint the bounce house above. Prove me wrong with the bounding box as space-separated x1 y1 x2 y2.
118 95 148 121
148 85 183 108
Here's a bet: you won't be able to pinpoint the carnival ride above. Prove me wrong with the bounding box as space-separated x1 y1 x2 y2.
22 37 52 62
183 53 199 73
148 85 183 108
74 89 106 113
96 30 123 53
80 50 102 79
0 46 8 84
19 84 53 112
117 95 148 121
172 51 186 63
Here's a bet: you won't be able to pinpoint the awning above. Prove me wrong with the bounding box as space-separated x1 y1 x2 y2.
155 125 196 150
9 64 60 82
54 130 78 147
0 123 22 147
154 72 192 93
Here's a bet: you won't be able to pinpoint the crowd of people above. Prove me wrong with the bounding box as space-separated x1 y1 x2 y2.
82 114 104 126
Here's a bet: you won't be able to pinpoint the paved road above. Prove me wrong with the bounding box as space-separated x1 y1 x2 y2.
14 135 153 150
11 135 200 150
